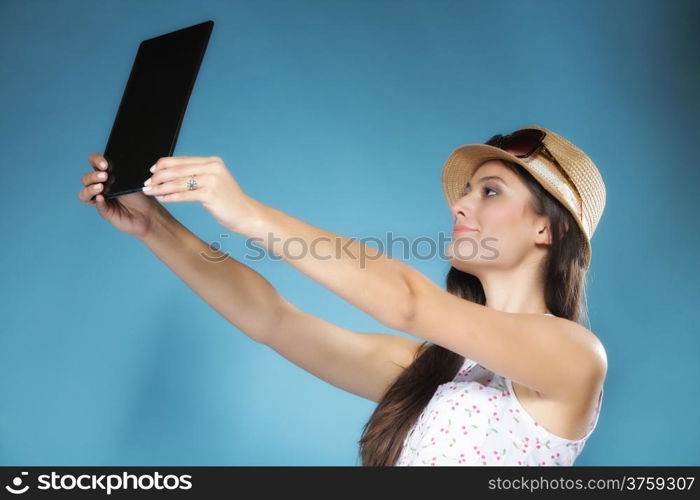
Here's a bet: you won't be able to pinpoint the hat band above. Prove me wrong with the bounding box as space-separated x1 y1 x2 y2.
525 154 583 223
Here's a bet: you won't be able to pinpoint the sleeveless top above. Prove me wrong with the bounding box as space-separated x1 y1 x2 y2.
395 313 604 466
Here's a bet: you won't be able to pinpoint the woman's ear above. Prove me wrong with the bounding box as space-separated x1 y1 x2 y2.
534 216 552 245
535 224 552 245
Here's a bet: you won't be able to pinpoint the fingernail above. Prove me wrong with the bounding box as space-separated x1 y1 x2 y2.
99 160 107 169
143 185 152 191
98 172 107 179
144 177 151 186
150 164 156 173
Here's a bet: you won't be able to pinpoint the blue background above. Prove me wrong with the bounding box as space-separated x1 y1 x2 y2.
1 0 698 466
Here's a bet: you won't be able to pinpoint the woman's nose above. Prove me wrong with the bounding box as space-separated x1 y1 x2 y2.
451 193 474 218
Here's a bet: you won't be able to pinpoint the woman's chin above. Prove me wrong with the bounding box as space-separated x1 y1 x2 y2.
447 254 477 274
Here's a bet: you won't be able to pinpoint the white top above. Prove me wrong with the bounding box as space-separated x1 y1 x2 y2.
396 314 604 466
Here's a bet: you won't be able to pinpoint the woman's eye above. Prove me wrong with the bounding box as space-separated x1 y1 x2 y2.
459 186 498 198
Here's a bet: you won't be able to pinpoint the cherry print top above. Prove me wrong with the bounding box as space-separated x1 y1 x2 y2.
395 314 604 466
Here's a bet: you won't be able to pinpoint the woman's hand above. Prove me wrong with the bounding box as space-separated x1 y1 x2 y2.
77 152 163 239
142 155 261 234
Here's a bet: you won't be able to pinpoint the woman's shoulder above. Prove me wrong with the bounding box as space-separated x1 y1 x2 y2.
547 314 607 376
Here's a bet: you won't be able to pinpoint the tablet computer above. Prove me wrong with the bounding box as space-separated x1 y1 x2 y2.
93 20 214 201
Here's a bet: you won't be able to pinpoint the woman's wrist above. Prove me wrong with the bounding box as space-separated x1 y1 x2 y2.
233 195 270 239
139 202 183 246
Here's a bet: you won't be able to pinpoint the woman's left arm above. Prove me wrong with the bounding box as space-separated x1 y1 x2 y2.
145 156 607 400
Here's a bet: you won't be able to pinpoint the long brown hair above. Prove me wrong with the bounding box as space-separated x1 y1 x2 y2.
357 136 590 466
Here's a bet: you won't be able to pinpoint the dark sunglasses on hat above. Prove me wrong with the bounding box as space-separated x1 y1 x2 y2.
488 128 566 171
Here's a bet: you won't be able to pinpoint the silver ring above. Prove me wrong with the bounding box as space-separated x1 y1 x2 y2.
186 175 198 190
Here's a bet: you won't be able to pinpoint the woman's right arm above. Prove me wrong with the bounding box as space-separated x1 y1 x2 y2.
139 205 286 340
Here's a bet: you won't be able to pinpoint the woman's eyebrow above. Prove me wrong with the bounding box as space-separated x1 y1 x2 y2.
465 175 509 189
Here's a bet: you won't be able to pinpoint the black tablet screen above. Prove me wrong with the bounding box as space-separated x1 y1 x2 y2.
97 20 213 200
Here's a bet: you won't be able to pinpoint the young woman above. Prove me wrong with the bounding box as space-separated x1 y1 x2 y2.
77 124 607 466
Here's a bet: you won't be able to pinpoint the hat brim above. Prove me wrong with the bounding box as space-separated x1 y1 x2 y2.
441 143 592 268
441 144 533 208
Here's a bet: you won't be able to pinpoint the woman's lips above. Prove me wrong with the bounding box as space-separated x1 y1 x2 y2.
453 225 478 233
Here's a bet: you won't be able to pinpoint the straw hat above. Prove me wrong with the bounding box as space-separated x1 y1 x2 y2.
441 124 606 268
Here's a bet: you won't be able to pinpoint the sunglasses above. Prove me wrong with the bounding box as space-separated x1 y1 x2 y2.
489 128 565 172
489 128 547 157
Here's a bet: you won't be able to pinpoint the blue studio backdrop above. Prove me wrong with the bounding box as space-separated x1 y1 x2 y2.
0 0 698 465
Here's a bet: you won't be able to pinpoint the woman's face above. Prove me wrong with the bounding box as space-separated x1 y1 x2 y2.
446 160 551 273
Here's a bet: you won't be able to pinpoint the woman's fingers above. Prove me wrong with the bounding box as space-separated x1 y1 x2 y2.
143 173 211 199
78 181 103 204
81 169 108 187
78 153 108 205
144 162 211 194
88 153 109 171
81 154 214 205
